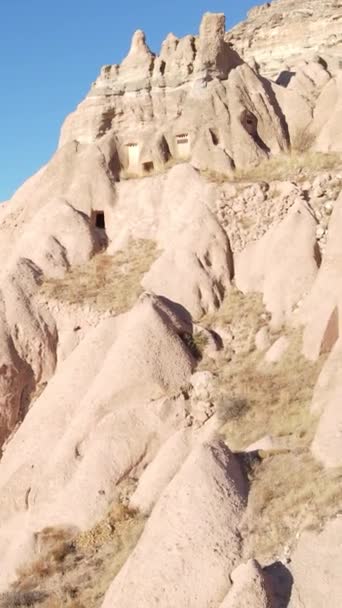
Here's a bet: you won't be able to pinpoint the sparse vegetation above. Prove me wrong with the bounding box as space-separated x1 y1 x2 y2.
198 168 231 184
180 331 209 360
40 239 158 313
216 330 322 450
202 291 322 449
242 452 342 561
202 287 266 352
232 151 342 183
0 590 47 607
8 503 146 608
198 287 339 561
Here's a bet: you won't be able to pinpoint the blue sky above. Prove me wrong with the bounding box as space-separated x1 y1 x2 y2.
0 0 258 201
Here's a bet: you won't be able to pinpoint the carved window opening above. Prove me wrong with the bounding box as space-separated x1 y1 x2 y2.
94 211 105 230
176 133 189 145
176 133 190 159
126 143 140 167
143 161 154 173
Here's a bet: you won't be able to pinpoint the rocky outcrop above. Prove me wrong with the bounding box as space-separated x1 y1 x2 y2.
220 560 276 608
300 191 342 360
227 0 342 80
0 4 342 606
226 1 342 153
0 260 57 447
289 518 342 607
59 13 288 173
141 165 233 318
0 142 116 263
102 441 247 608
235 201 320 327
310 340 342 467
0 294 197 588
312 72 342 152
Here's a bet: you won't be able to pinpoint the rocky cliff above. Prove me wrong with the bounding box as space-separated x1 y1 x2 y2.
227 0 342 79
0 3 342 608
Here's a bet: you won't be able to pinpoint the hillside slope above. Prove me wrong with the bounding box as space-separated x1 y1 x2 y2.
0 3 342 608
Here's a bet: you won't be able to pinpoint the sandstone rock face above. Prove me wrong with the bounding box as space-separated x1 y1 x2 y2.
59 14 288 172
1 4 342 607
311 340 342 467
140 165 233 317
227 0 342 80
220 559 276 608
0 141 116 263
226 1 342 153
235 201 319 327
104 164 234 317
313 72 342 152
0 294 197 589
301 191 342 360
271 57 333 143
289 518 342 607
0 260 57 446
13 198 99 279
102 441 247 608
0 144 112 444
130 429 193 515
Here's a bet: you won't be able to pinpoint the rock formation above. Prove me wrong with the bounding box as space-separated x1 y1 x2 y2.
227 0 342 79
0 3 342 607
59 13 288 174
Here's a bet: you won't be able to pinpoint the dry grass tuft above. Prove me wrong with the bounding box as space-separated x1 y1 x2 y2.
198 287 338 560
198 168 231 184
10 503 146 608
202 290 322 449
0 590 47 607
202 287 265 352
242 452 342 561
40 239 158 313
217 331 322 450
16 527 76 587
232 151 342 183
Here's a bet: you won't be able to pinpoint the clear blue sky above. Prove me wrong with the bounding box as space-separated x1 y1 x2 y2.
0 0 258 201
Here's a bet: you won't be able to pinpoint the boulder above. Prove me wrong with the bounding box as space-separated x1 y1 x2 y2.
220 559 276 607
190 371 215 401
265 336 289 363
255 326 271 352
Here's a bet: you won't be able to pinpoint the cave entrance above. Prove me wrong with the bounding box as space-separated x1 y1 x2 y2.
94 211 105 230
